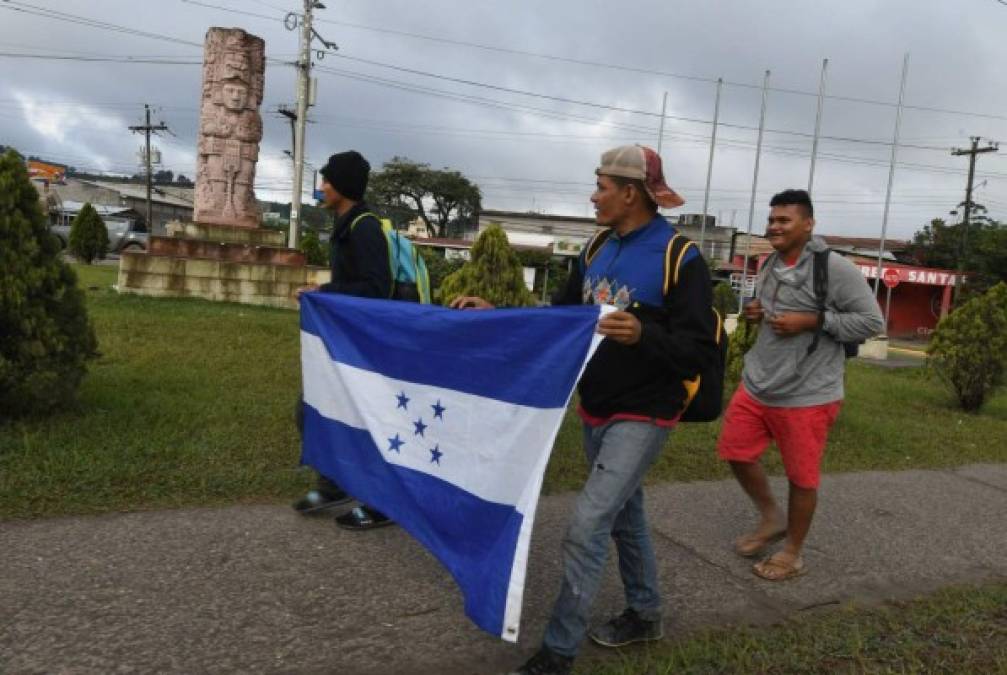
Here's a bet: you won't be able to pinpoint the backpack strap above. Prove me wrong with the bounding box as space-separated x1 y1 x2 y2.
662 232 699 295
581 228 612 273
350 211 396 299
348 211 380 231
806 249 831 355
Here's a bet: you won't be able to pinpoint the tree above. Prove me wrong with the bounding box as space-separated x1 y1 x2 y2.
367 157 481 238
975 225 1007 287
0 148 97 418
437 225 534 307
153 169 174 184
927 283 1007 412
909 218 959 269
68 203 108 264
175 174 193 187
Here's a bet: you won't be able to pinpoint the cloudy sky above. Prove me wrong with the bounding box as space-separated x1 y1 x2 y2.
2 0 1007 239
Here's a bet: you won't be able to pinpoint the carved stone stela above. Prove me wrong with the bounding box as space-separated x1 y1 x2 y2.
194 28 265 228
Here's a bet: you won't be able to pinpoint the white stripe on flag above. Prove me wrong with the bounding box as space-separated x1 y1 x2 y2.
302 331 567 508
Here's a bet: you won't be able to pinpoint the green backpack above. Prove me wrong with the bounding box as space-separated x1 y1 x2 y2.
350 212 431 304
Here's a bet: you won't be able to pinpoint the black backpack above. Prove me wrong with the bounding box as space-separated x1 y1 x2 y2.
583 229 728 422
807 249 861 359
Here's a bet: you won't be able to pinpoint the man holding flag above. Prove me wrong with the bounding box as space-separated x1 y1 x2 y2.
455 145 717 675
293 150 397 530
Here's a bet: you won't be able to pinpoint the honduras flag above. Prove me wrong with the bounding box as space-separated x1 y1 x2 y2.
299 293 607 641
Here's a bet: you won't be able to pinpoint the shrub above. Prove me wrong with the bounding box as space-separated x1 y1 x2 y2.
0 149 98 418
68 202 108 264
927 283 1007 412
419 248 464 298
726 316 759 383
713 282 738 319
438 225 535 307
299 229 328 266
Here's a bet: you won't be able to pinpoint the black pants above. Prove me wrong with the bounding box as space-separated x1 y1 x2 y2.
296 397 345 497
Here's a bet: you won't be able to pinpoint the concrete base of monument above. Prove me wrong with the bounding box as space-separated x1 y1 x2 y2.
116 221 331 310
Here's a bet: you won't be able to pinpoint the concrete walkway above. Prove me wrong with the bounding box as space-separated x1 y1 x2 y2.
2 464 1006 674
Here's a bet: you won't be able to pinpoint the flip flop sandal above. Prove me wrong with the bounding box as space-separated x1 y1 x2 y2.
735 528 787 558
753 553 806 581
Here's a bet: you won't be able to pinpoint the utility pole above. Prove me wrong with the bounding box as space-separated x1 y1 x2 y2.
286 0 337 248
808 58 828 195
129 104 168 235
739 70 770 314
873 53 909 297
951 136 998 299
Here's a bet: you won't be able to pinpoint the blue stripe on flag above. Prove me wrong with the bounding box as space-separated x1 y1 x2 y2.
301 404 521 637
300 293 598 409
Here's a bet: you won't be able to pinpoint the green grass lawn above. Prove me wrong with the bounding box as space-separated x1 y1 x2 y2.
579 583 1007 674
1 264 1006 519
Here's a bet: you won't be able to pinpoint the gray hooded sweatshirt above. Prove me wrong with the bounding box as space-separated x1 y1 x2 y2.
742 236 884 407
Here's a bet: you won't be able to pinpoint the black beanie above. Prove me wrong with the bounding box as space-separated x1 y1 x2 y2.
319 150 370 201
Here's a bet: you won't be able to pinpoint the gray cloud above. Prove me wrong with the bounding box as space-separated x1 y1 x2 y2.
2 0 1006 238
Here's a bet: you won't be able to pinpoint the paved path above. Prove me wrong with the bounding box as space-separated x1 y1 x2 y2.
2 465 1006 674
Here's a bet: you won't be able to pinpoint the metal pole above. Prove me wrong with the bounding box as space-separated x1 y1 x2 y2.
739 70 770 314
700 78 722 256
656 92 668 157
144 103 152 235
289 0 314 249
884 284 893 330
808 58 828 194
873 53 909 298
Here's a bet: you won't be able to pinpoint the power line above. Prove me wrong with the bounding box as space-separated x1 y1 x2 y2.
0 1 203 48
0 52 202 65
318 56 950 150
312 16 1007 124
0 2 294 66
177 0 279 22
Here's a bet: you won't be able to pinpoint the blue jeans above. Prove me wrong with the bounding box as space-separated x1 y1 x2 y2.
542 420 670 657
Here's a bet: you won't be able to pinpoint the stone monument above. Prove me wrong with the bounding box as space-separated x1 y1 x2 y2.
116 27 329 309
194 29 264 228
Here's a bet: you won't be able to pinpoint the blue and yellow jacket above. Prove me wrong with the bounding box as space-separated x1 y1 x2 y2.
555 216 718 424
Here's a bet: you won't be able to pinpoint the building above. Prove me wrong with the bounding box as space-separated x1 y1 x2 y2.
851 258 959 340
51 200 140 230
477 209 738 264
27 159 67 184
52 178 194 235
476 210 602 259
668 213 737 264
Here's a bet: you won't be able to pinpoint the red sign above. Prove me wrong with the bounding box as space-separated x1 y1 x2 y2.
883 268 900 289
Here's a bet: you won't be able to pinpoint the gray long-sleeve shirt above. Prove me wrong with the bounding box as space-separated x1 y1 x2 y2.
742 236 884 407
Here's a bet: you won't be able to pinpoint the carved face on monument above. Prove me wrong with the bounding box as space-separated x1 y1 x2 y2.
222 83 248 111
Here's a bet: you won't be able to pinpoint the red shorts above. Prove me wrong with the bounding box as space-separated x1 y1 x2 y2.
716 385 841 489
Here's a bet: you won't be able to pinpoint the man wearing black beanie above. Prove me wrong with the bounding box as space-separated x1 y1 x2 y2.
293 150 395 530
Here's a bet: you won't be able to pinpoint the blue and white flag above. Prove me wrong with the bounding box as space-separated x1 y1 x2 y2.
299 293 606 641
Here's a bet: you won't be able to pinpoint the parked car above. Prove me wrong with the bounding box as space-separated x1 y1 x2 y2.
51 218 148 254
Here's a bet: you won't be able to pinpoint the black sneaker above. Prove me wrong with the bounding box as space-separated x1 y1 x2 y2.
335 505 394 530
508 647 573 675
588 608 663 648
292 489 351 514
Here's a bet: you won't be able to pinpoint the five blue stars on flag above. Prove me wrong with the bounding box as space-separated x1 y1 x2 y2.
391 391 447 464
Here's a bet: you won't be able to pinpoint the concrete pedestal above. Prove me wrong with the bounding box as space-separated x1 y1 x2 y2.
116 221 329 309
859 335 890 360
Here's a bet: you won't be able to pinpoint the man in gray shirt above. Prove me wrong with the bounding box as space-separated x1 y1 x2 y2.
717 189 883 581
